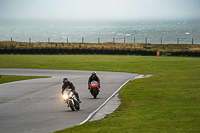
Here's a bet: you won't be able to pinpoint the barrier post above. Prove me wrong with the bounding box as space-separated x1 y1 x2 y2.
157 51 160 56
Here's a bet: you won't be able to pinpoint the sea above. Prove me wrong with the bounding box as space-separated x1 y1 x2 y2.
0 19 200 44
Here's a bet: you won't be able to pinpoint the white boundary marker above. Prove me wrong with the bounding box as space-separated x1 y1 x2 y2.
79 77 133 125
79 74 147 125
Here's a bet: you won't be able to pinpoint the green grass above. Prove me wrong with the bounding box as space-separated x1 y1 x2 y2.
0 54 200 132
0 75 50 84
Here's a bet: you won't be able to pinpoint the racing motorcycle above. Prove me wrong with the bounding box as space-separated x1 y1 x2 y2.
89 80 99 98
62 89 80 111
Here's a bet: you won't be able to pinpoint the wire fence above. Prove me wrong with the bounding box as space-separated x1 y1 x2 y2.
9 37 199 44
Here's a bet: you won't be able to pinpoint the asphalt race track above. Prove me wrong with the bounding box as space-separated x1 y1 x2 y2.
0 68 138 133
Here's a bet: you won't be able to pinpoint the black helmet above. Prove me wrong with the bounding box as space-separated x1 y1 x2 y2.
63 78 68 83
92 72 96 77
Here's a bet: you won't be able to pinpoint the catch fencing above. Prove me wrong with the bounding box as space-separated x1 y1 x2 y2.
9 37 199 44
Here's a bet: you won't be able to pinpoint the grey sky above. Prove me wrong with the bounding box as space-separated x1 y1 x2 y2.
0 0 200 20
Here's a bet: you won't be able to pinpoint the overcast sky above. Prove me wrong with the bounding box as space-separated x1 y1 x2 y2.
0 0 200 20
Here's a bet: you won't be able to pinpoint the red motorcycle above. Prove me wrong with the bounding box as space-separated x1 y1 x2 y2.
90 80 99 98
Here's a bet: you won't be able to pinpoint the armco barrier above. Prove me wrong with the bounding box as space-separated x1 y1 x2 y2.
83 49 89 54
90 49 95 54
19 49 24 54
146 51 151 56
25 49 30 54
55 49 60 54
30 49 36 54
151 51 156 56
49 49 54 54
135 50 141 55
43 49 48 54
172 52 177 56
13 49 19 54
182 52 187 56
61 49 66 54
96 49 101 54
7 49 12 54
37 49 42 54
129 50 135 55
141 51 146 56
192 52 197 57
78 49 84 54
197 52 200 57
124 50 129 55
0 49 6 54
187 52 192 57
1 48 199 56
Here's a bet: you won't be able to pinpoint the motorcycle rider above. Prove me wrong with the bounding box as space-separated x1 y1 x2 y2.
88 72 100 91
62 78 81 103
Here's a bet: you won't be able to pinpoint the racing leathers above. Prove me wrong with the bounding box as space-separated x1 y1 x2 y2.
62 80 81 103
88 74 100 90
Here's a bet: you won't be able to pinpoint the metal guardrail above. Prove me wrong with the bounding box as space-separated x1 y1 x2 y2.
0 48 200 57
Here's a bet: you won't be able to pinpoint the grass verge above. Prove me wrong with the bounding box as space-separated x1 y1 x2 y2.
0 54 200 132
0 75 50 84
1 41 200 52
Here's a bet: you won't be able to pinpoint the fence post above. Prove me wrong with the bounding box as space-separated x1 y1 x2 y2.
98 38 100 43
145 37 147 44
11 37 12 42
67 37 68 43
161 38 162 44
82 37 84 43
192 38 193 44
124 37 125 43
29 37 31 43
134 37 135 43
177 38 179 44
113 37 115 43
48 38 50 43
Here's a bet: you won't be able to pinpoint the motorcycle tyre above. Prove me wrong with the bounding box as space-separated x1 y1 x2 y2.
69 100 75 111
75 100 80 110
92 88 98 99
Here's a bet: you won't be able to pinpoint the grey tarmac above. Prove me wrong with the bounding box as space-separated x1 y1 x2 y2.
0 68 138 133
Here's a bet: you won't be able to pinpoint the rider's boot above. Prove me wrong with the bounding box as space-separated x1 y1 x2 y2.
78 98 81 103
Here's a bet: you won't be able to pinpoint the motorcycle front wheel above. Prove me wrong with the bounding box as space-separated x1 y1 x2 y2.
75 101 80 110
92 88 98 98
69 100 75 111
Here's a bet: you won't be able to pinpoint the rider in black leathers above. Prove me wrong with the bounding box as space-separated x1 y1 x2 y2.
88 72 100 90
62 78 81 103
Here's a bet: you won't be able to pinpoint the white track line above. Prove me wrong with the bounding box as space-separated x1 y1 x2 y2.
79 78 131 125
79 74 146 125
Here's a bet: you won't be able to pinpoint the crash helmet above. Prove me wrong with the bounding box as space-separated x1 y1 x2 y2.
63 78 68 83
92 72 96 77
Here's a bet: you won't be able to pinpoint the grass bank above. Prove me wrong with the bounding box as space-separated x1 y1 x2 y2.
0 75 50 84
1 41 200 53
0 54 199 132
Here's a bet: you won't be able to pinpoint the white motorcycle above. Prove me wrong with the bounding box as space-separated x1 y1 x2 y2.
62 89 80 111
